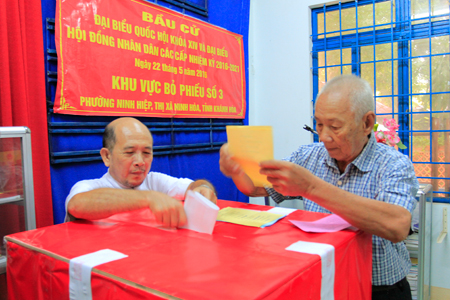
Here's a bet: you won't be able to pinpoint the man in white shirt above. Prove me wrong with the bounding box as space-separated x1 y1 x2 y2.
65 117 217 228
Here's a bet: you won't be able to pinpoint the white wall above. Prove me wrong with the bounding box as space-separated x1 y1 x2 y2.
248 0 325 207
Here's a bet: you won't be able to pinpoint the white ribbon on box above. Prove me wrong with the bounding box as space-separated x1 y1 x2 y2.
69 249 128 300
286 241 335 300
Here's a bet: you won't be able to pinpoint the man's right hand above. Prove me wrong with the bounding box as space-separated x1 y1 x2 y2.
219 143 243 177
146 191 187 228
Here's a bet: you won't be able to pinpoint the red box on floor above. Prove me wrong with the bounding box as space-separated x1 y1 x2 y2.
6 200 372 299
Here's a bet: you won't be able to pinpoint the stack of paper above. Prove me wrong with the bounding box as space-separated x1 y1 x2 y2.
405 232 419 258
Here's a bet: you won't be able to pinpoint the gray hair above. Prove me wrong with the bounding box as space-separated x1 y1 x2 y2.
316 74 374 121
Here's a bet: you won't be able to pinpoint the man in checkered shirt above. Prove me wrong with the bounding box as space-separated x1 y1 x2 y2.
220 74 418 300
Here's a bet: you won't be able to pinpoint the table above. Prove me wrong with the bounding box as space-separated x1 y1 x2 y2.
6 200 372 299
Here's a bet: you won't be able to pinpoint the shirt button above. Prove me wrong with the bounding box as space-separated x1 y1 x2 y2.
337 181 343 186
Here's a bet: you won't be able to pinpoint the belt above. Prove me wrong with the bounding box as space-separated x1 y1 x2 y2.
372 277 408 292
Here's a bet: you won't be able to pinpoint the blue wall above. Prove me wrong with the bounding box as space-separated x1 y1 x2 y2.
41 0 251 224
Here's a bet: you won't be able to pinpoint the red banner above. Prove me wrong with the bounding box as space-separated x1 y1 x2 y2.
54 0 246 119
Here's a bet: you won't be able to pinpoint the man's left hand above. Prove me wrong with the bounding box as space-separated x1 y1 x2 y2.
260 160 317 197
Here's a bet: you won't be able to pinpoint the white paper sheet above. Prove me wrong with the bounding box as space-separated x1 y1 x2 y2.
182 190 219 234
267 207 296 216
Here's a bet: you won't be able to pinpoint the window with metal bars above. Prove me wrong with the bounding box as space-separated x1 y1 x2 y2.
147 0 208 17
311 0 450 200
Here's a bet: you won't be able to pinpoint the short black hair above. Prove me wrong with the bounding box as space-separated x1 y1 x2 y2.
102 123 116 151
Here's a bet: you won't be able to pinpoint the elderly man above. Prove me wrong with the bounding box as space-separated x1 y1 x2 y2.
65 117 217 228
220 74 418 300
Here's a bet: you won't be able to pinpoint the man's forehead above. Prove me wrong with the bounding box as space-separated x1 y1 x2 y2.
316 91 352 114
114 130 153 148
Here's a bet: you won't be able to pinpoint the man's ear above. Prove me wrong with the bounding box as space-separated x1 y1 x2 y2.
100 148 111 167
362 111 376 135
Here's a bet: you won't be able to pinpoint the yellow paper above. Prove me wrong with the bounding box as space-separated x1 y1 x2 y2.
226 126 273 187
217 207 283 227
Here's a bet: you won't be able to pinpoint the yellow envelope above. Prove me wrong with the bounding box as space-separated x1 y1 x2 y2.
217 207 283 227
226 125 273 187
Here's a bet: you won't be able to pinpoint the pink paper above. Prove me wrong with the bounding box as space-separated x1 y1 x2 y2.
289 214 352 233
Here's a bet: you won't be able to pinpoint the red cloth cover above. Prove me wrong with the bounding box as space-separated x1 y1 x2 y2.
6 200 372 299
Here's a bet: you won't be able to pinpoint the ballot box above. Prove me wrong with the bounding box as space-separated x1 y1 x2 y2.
5 200 372 300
